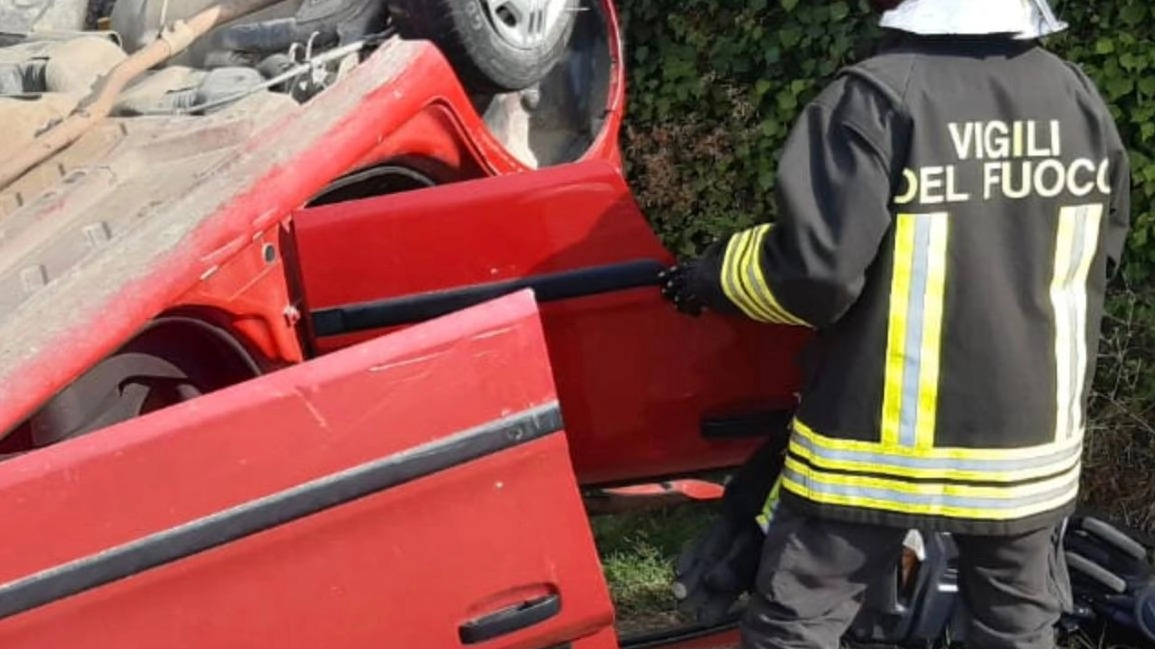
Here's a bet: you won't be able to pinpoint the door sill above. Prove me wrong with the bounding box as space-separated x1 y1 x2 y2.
619 614 741 649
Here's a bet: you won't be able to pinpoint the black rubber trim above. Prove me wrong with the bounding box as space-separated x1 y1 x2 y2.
459 593 562 644
311 259 666 337
700 408 795 439
619 614 742 649
0 401 563 621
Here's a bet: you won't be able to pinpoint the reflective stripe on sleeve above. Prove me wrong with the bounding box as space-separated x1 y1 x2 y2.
720 224 810 327
754 476 783 533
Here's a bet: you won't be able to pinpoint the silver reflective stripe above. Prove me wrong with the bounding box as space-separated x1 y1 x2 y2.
1051 205 1103 442
740 230 783 322
783 463 1079 510
789 430 1083 475
898 217 934 447
1061 209 1089 438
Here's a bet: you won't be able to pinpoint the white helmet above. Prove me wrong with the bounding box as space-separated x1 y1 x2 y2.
879 0 1068 40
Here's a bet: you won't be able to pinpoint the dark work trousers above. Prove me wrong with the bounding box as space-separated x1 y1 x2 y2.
738 504 1067 649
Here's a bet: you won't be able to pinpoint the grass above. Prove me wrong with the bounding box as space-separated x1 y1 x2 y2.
589 501 1152 648
589 501 722 635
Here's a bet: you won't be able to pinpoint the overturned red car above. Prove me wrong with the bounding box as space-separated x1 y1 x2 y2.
2 0 1153 647
0 0 808 646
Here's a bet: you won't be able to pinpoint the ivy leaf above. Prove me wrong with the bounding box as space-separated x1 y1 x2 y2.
780 0 799 11
1122 3 1147 25
757 168 775 192
1139 77 1155 96
776 90 798 112
830 1 850 21
1107 77 1135 100
1095 38 1115 54
778 27 802 48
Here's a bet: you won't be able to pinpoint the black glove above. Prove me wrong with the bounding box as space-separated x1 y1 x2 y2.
672 435 789 625
658 261 706 316
673 510 765 625
1063 515 1155 642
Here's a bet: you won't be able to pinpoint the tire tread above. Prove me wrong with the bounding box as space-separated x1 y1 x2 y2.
388 0 575 94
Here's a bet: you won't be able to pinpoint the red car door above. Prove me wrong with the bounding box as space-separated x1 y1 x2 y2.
0 290 617 649
291 160 812 486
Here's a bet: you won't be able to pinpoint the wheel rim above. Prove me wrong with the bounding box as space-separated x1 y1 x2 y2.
482 0 568 50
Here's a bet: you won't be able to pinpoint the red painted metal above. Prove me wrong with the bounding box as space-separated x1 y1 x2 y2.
0 3 774 643
1 0 626 436
292 160 811 485
585 480 725 515
166 221 304 369
0 290 615 648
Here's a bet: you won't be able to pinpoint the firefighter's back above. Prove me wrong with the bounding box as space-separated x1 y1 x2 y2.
787 32 1131 535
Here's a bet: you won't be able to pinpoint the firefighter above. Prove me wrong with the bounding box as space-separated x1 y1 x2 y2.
659 1 1132 648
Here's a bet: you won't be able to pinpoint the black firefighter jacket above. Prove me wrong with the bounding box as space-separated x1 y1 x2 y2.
693 33 1132 535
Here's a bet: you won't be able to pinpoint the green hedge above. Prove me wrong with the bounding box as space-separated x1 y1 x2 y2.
618 0 1155 529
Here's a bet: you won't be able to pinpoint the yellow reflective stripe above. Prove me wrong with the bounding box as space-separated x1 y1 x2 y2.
787 433 1080 483
735 228 788 323
1051 212 1075 441
754 475 783 532
782 457 1080 520
721 230 775 322
1050 204 1103 442
916 217 949 448
744 225 810 327
781 475 1079 521
719 225 809 326
881 213 950 447
881 216 916 445
1070 207 1101 437
783 456 1076 499
792 417 1083 462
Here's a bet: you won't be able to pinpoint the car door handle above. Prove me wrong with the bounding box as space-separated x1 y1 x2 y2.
458 594 562 644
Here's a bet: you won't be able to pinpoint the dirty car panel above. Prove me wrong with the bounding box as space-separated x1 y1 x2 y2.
0 290 618 649
291 160 812 486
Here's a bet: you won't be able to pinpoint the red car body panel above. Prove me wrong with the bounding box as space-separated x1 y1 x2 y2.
0 1 802 645
0 290 618 648
0 15 626 439
291 161 810 485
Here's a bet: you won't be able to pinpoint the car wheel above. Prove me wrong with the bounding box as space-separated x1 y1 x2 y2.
387 0 577 94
